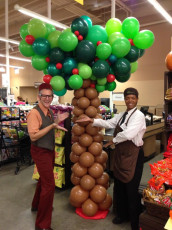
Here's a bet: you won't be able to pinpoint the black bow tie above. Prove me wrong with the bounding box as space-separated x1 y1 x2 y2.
120 112 128 125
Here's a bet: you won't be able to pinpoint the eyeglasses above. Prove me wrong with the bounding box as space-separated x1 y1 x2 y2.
40 94 53 99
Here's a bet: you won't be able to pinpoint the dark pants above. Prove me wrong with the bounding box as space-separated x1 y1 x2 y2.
31 144 55 229
113 148 144 230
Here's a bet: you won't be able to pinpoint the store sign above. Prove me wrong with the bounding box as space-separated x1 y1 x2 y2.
75 0 84 5
112 92 124 101
2 73 9 87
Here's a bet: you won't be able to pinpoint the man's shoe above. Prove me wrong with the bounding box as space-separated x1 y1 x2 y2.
31 207 54 212
112 216 125 224
35 226 53 230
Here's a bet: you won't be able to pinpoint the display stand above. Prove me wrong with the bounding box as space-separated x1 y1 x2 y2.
0 107 31 174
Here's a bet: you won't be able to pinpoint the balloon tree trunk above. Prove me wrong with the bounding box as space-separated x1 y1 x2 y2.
69 79 112 217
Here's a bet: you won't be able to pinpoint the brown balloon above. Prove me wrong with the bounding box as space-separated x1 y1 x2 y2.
74 88 85 99
97 107 101 114
85 123 99 136
79 152 95 168
96 172 109 186
71 173 81 185
82 198 98 217
73 106 84 117
70 199 82 208
85 106 97 118
93 133 104 142
77 97 90 109
72 124 85 136
79 133 93 147
90 97 101 108
90 185 107 203
95 150 108 164
77 114 90 127
72 162 87 177
80 175 95 191
95 114 103 119
72 134 79 143
98 193 112 211
103 162 106 170
71 97 78 106
70 152 80 163
72 142 87 156
69 185 89 205
88 142 102 156
82 79 91 89
85 88 98 99
72 116 78 123
88 163 104 178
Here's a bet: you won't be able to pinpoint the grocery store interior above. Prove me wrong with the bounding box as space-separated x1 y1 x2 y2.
0 0 172 230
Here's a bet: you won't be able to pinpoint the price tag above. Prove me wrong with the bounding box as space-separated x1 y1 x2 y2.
164 218 172 230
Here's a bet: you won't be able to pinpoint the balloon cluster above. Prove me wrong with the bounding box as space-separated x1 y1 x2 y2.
70 85 112 216
19 16 155 96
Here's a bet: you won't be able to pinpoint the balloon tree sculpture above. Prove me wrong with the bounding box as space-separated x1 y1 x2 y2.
19 16 154 217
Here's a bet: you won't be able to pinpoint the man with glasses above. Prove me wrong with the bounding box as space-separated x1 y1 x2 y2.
27 83 68 230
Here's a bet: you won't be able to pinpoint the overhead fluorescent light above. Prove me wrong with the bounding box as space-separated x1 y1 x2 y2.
0 54 31 62
0 64 24 69
147 0 172 24
0 67 5 72
0 36 20 45
14 4 68 30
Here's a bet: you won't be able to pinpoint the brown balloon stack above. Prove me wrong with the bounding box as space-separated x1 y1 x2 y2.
69 79 112 217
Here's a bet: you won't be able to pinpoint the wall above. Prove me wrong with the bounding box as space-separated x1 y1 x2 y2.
6 22 172 106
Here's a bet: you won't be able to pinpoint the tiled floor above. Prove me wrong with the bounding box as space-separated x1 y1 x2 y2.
0 152 164 230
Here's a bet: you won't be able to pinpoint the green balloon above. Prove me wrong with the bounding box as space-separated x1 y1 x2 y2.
92 60 110 78
90 74 96 80
76 40 96 63
20 23 29 39
31 55 48 71
50 76 65 91
62 28 71 33
48 63 61 76
96 84 105 92
78 63 85 70
58 31 78 52
130 61 138 73
63 57 77 75
106 81 117 91
19 40 35 57
47 30 61 48
113 58 131 76
71 17 89 38
32 38 50 56
108 32 125 46
125 46 139 63
43 68 48 74
112 37 131 58
122 17 140 39
97 78 107 86
133 30 155 49
86 25 108 47
96 43 112 60
28 18 47 39
49 47 65 63
138 49 145 58
79 64 92 79
68 74 83 90
105 18 122 36
53 88 67 96
81 15 92 29
115 73 130 82
45 23 56 38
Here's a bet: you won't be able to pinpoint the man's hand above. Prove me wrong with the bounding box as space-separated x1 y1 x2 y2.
55 111 69 125
103 140 114 148
75 115 93 123
52 123 68 132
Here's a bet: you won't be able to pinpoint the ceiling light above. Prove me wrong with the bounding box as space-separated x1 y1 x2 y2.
147 0 172 24
0 64 24 69
14 4 68 30
0 54 31 62
0 36 20 45
0 67 5 72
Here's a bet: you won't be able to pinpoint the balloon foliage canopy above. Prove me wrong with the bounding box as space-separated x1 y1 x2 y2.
19 16 155 96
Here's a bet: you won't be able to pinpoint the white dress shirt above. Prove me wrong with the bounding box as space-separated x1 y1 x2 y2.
93 107 146 147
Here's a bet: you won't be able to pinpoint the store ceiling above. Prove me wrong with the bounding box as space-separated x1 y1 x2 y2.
0 0 172 58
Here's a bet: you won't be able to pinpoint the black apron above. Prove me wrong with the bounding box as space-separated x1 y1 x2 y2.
113 108 140 183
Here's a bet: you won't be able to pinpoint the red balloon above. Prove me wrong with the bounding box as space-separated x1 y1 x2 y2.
78 35 83 41
56 63 63 69
128 39 134 46
43 74 52 84
45 57 50 62
97 41 102 46
74 31 80 36
72 68 79 75
90 83 95 88
25 35 35 44
107 74 115 82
